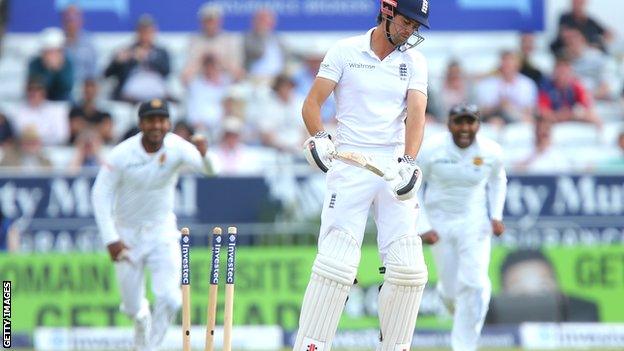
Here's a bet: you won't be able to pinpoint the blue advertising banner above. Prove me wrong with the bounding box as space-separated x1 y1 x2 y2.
8 0 544 32
0 175 280 251
1 173 620 252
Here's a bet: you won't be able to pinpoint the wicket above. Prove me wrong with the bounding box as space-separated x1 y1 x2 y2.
181 227 191 351
180 226 238 351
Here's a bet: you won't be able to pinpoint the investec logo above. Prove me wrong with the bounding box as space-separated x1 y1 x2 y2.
210 239 221 285
181 236 190 285
226 235 236 284
347 62 375 70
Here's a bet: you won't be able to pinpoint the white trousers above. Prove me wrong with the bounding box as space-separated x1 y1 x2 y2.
429 214 492 351
320 150 420 259
114 224 182 349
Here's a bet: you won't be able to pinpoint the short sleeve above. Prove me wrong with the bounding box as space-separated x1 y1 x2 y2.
407 51 428 95
317 44 343 83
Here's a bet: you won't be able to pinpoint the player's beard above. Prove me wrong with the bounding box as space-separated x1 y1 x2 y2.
143 130 165 151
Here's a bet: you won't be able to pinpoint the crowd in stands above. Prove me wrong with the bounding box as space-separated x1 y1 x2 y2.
0 0 623 175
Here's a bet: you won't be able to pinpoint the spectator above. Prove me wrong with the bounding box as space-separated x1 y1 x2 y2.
9 77 69 146
538 56 601 127
61 5 97 88
69 78 113 144
68 128 104 173
437 60 476 122
0 0 9 57
185 54 232 135
181 3 243 84
0 126 53 171
104 14 170 103
27 27 74 101
550 0 612 55
519 32 544 86
514 117 572 173
561 27 611 100
243 9 286 82
172 120 196 142
255 74 306 153
211 117 262 175
292 46 336 124
0 112 15 147
476 51 537 125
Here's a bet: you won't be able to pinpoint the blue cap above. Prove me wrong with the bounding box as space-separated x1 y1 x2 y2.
396 0 430 28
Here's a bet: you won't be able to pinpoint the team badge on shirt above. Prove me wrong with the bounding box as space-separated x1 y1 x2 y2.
399 63 408 81
473 157 483 166
159 153 167 165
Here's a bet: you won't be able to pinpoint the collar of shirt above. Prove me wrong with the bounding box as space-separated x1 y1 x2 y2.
359 27 400 62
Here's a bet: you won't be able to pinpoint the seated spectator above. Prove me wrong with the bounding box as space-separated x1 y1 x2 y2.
243 9 286 83
181 3 243 84
186 54 232 135
0 112 15 147
514 117 572 173
68 128 104 173
0 126 52 171
104 14 170 102
597 130 624 171
538 57 601 127
550 0 612 55
211 117 262 175
172 120 196 142
9 77 69 145
476 51 537 125
61 5 97 89
255 74 306 153
437 60 476 121
27 27 74 101
519 32 544 86
561 27 611 100
69 78 113 144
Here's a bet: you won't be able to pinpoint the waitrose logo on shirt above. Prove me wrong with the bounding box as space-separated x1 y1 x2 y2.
347 62 376 70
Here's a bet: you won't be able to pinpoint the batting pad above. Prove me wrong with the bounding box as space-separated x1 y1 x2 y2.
293 228 361 351
377 236 428 351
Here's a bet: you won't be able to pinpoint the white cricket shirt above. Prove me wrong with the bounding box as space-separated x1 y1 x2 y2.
417 132 507 232
91 133 213 245
317 28 428 148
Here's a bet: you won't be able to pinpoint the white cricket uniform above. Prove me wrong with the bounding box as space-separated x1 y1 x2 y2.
91 133 212 349
416 132 507 351
293 28 430 351
317 27 428 255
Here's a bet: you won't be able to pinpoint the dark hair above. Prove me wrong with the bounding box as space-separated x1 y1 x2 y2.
500 249 555 280
271 74 295 92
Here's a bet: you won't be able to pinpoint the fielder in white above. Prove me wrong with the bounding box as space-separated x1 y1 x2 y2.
91 99 213 351
416 103 507 351
296 1 431 350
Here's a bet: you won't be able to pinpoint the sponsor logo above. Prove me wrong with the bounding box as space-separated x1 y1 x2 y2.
347 62 376 70
181 239 190 285
306 344 318 351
